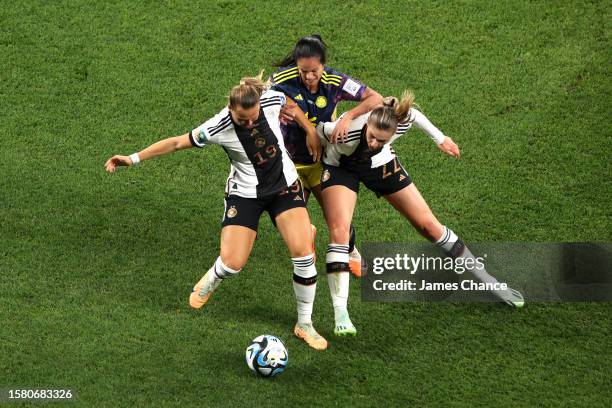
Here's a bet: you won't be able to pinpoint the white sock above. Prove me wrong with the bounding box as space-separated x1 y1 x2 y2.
326 243 350 322
435 226 498 285
434 225 457 252
208 256 240 284
292 254 317 325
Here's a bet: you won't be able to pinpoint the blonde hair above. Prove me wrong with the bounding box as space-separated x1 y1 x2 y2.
368 90 415 132
228 70 267 109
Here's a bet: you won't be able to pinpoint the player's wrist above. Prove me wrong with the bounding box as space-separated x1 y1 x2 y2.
342 111 356 120
305 126 317 137
129 153 141 165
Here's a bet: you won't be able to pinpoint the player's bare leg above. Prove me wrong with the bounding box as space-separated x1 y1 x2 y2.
321 185 358 335
276 207 328 350
385 184 524 307
189 225 255 309
300 187 318 262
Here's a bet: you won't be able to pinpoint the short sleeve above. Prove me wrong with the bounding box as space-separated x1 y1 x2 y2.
337 73 366 102
316 121 334 143
189 109 232 148
260 90 286 108
269 67 302 101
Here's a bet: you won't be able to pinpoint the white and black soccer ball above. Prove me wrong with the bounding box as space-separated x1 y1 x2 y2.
245 335 288 377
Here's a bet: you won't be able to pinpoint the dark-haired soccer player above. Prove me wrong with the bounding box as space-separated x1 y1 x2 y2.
270 34 383 280
104 73 328 350
317 91 525 335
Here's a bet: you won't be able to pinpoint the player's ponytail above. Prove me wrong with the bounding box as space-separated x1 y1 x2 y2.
274 34 327 67
369 90 416 131
395 90 415 122
229 70 267 109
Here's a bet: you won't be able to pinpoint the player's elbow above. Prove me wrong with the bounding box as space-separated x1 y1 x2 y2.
364 88 383 106
173 134 192 151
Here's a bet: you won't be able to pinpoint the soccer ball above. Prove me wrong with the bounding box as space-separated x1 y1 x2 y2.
245 335 288 377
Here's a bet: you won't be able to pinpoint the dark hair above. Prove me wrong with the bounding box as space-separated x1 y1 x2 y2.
228 70 266 109
368 91 415 132
274 34 327 67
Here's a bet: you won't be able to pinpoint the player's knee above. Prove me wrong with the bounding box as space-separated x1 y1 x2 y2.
219 254 247 271
328 222 351 243
290 247 312 258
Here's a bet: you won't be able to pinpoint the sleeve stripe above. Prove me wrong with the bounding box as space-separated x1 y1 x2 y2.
396 125 412 134
336 130 362 142
273 70 299 83
260 96 283 105
322 73 342 80
273 67 298 81
274 73 299 84
261 101 282 109
321 78 341 86
209 123 232 137
337 136 361 144
207 114 231 134
208 120 233 137
261 103 281 110
321 75 342 81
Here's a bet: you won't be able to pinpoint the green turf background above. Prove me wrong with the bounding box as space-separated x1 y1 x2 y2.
1 1 610 406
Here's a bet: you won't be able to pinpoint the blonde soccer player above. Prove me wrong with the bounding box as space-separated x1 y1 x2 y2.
317 92 525 335
105 74 328 350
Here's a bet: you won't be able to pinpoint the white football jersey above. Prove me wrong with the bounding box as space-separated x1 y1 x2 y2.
318 108 444 169
190 90 298 198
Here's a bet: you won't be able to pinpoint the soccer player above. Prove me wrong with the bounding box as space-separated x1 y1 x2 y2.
269 34 383 278
317 91 525 335
104 73 328 350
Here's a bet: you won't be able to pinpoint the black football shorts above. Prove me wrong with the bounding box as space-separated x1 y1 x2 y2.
320 157 412 198
221 180 307 231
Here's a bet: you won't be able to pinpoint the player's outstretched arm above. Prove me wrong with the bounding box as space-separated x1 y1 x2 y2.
104 133 193 172
331 87 383 143
411 109 460 159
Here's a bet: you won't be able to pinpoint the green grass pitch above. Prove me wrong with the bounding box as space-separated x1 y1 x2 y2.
1 1 610 406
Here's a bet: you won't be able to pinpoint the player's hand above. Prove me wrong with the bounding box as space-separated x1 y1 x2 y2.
105 155 133 172
330 115 352 143
437 136 460 159
306 128 322 162
279 104 297 125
